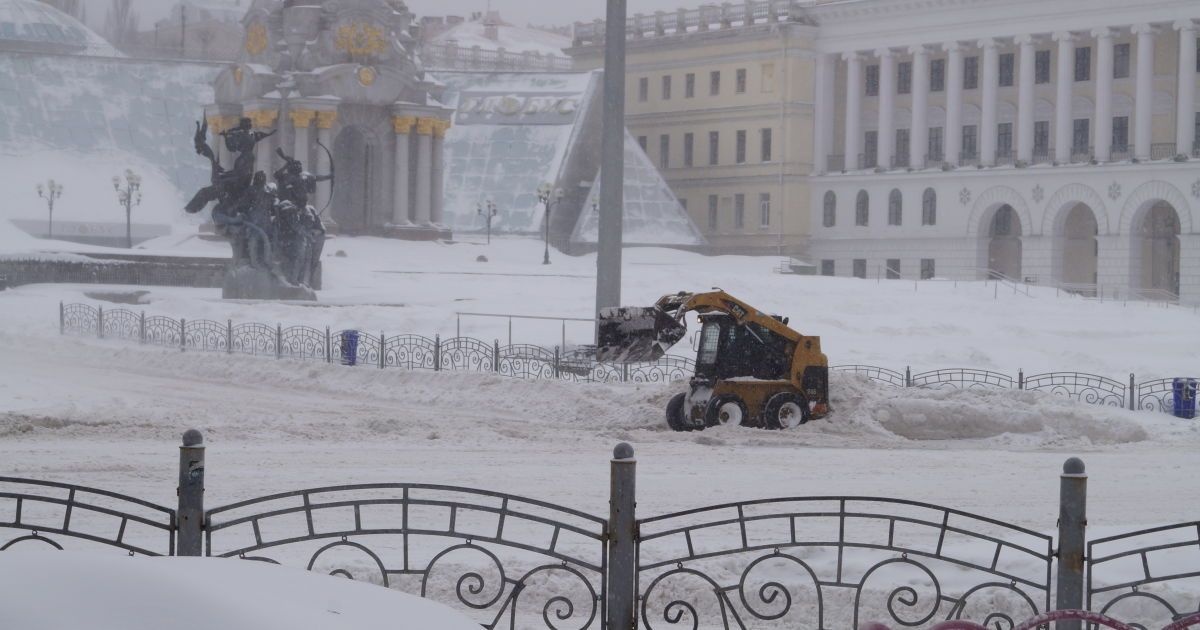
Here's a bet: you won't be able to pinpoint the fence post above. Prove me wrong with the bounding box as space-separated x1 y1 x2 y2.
180 318 186 351
435 334 441 371
554 346 561 378
1128 373 1136 411
176 429 206 557
905 366 912 387
607 443 637 630
139 312 146 344
1018 369 1024 390
276 324 282 360
325 326 331 363
380 331 385 369
226 320 232 354
1055 457 1087 629
59 302 64 335
623 363 629 382
493 339 500 372
97 305 104 338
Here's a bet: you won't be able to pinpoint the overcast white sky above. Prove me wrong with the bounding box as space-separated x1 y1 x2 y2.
79 0 711 30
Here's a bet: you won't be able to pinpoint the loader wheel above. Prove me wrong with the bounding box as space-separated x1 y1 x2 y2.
665 392 693 432
705 395 748 428
764 392 810 430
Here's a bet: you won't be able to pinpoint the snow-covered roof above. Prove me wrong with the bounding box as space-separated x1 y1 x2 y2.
431 19 570 57
0 0 122 57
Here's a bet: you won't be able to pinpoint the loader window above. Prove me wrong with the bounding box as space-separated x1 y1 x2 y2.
718 323 792 381
696 321 721 369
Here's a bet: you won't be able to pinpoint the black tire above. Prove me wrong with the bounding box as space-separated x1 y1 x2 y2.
705 394 749 428
763 392 810 430
665 392 693 432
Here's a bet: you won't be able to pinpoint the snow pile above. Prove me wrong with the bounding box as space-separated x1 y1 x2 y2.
0 551 480 630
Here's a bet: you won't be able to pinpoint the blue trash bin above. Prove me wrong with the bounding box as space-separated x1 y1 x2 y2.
340 330 359 366
1172 378 1197 419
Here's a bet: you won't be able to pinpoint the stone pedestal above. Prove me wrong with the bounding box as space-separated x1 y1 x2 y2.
381 224 452 241
223 265 316 301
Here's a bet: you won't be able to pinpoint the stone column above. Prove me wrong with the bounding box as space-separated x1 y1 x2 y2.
315 110 337 225
1133 24 1155 160
289 109 315 167
1054 31 1075 163
247 109 278 176
392 115 415 225
909 45 929 168
1179 235 1200 304
813 52 833 172
431 119 449 225
843 52 863 168
944 42 963 165
979 38 998 166
414 117 434 225
1175 20 1197 156
877 48 896 168
1093 27 1114 162
1016 34 1036 163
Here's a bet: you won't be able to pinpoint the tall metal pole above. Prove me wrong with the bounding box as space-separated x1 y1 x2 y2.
596 0 626 317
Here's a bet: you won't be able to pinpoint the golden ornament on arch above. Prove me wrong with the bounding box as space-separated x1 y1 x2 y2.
357 66 377 87
244 22 268 56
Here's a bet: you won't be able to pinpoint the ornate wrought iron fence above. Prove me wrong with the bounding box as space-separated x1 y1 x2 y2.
205 483 608 630
1137 378 1200 413
1023 372 1127 407
0 477 175 556
911 368 1015 390
634 497 1053 630
1087 521 1200 629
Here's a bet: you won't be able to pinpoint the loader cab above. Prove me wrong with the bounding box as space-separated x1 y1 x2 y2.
693 314 793 382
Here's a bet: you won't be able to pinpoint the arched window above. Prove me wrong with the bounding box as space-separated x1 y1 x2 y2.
855 190 869 226
888 189 902 226
922 188 937 225
823 191 836 227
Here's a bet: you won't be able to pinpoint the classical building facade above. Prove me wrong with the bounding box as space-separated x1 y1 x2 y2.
571 0 1200 302
208 0 453 238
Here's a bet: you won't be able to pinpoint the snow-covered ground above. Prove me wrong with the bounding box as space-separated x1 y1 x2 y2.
1 234 1198 627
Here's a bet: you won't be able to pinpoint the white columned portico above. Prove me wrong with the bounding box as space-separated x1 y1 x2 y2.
844 52 863 168
1016 34 1035 163
431 120 447 225
414 117 434 225
290 109 314 166
979 38 998 166
814 53 834 172
1092 27 1114 162
909 45 929 168
1133 24 1155 160
1175 20 1197 157
943 42 963 165
391 115 414 225
876 48 896 168
1053 31 1075 163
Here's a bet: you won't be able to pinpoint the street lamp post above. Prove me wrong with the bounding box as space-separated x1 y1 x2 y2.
537 183 564 265
36 179 63 240
477 198 498 244
112 169 143 249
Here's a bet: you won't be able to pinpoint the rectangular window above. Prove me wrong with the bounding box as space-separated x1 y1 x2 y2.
853 259 867 279
930 58 945 92
638 77 648 101
866 64 880 96
710 70 720 95
661 75 672 100
1195 112 1200 151
683 132 694 167
928 126 944 162
709 131 719 165
759 193 770 227
1112 116 1129 151
1072 118 1090 153
637 135 647 151
999 52 1015 87
1034 120 1050 156
921 258 935 280
659 134 670 169
685 73 695 98
736 130 747 164
707 195 718 231
895 128 910 167
961 125 978 159
734 194 745 229
964 56 979 89
760 128 772 162
821 260 835 277
1035 50 1051 84
886 259 901 280
997 122 1013 158
760 63 776 92
1114 43 1130 79
736 68 747 93
1075 46 1091 81
863 130 878 168
898 61 912 94
1196 38 1200 72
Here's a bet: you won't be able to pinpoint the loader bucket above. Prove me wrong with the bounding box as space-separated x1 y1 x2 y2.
595 306 687 363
